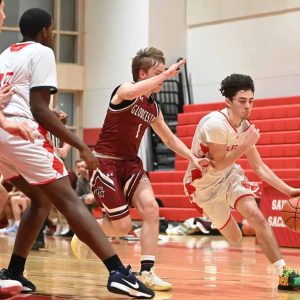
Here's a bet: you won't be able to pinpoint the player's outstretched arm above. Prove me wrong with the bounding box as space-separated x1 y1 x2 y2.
30 89 98 171
116 59 186 101
151 112 210 171
246 146 300 197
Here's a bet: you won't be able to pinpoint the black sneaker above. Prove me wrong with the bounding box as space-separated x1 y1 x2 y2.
0 269 36 293
31 240 46 251
107 265 155 299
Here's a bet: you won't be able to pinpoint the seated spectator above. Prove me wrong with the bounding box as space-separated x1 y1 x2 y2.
76 160 96 213
0 187 30 234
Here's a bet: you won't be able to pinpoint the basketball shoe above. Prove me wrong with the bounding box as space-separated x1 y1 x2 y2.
0 269 36 293
137 267 172 291
0 279 22 296
278 266 300 290
108 266 155 299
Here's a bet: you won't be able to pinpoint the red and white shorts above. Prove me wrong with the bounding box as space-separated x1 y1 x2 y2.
0 116 68 185
185 165 259 229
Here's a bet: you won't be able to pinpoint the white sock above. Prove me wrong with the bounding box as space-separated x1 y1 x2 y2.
7 219 14 227
273 259 286 276
14 220 20 226
141 255 155 262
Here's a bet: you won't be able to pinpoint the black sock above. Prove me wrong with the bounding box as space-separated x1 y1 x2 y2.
8 254 26 275
103 255 128 275
140 260 154 272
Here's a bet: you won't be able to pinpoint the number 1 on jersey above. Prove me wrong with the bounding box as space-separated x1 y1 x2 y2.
136 123 142 138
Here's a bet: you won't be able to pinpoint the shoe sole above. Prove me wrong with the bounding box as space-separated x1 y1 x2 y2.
149 285 172 291
0 285 22 296
108 284 154 299
278 285 300 291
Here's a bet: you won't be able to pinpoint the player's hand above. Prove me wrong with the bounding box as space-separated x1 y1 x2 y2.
243 124 260 150
2 120 35 142
84 193 95 205
0 84 15 110
164 59 186 79
191 156 213 172
79 146 99 171
52 108 68 125
287 187 300 198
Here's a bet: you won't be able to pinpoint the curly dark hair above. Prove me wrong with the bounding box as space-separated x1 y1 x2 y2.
220 74 255 100
131 47 165 82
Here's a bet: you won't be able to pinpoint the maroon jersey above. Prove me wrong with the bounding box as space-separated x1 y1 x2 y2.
94 86 160 159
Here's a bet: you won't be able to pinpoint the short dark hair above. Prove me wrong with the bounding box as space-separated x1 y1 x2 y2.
19 8 52 39
220 74 255 100
131 47 165 82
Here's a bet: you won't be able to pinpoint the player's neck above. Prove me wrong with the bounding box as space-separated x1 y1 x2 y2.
226 108 242 128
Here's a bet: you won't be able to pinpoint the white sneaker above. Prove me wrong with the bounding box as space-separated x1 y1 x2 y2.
70 234 90 259
137 267 172 291
0 279 22 296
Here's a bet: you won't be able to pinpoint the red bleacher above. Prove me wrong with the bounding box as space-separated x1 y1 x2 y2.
149 96 300 222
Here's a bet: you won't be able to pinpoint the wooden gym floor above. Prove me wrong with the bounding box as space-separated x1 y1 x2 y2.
0 234 300 300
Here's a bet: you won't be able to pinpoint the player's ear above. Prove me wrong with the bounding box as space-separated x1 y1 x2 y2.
139 69 146 80
225 98 232 108
41 27 47 38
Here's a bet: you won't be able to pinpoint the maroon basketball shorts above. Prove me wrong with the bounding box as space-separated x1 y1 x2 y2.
90 157 146 220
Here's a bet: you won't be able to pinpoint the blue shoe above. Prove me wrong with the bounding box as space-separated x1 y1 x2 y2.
107 266 155 299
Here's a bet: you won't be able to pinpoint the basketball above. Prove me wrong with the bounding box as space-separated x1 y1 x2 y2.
281 197 300 232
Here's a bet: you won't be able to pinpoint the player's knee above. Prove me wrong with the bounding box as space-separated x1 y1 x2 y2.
112 218 132 235
248 209 267 228
142 200 159 221
228 232 243 245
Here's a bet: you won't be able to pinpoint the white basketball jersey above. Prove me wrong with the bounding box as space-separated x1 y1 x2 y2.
184 107 251 187
0 42 57 119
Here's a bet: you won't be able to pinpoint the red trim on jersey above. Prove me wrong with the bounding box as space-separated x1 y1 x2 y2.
37 124 65 175
52 156 65 175
191 169 202 181
10 42 34 52
185 183 196 195
200 143 209 154
6 175 21 181
218 111 237 133
219 214 232 230
30 176 59 186
234 194 254 209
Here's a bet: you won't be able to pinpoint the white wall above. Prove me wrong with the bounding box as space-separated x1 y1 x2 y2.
84 0 149 128
149 0 187 65
84 0 187 128
187 1 300 103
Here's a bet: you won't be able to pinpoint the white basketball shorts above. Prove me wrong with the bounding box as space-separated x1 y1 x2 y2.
0 116 68 185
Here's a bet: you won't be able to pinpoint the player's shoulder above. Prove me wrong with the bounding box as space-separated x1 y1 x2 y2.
201 110 226 125
30 43 54 56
